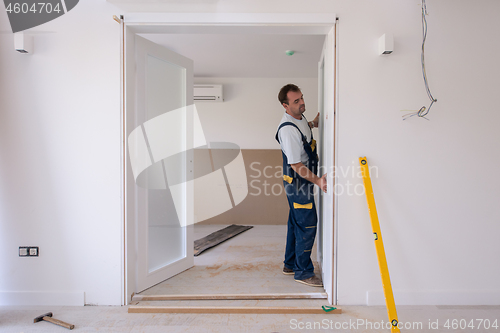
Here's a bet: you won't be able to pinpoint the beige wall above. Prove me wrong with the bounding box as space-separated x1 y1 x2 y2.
196 149 289 225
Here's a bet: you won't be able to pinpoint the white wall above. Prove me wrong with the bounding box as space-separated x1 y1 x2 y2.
1 0 500 306
0 0 122 305
334 0 500 306
194 77 319 149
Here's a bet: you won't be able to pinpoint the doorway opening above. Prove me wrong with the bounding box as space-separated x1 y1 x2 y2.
122 15 338 306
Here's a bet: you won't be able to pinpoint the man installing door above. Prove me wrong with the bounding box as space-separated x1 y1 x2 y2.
275 84 327 287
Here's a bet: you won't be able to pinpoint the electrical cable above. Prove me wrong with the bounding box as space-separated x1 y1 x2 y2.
403 0 437 120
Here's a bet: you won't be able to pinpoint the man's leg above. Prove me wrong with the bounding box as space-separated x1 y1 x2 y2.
291 201 317 280
283 199 296 271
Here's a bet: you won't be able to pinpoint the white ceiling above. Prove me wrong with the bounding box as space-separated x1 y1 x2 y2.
140 33 326 78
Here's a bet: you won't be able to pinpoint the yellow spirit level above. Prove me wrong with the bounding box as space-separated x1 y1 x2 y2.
359 157 400 333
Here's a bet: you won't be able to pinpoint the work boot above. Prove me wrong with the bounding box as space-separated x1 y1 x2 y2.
295 275 323 287
282 266 294 275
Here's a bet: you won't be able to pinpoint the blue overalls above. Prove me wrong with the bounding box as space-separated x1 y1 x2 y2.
275 118 319 280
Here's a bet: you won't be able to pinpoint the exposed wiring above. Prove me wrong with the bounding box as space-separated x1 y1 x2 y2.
403 0 437 121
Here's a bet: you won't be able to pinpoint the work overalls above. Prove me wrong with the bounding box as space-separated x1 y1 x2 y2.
275 119 319 280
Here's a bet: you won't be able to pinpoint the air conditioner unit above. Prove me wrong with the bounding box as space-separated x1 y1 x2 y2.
194 84 223 102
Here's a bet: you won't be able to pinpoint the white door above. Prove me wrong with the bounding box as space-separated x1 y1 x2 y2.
317 25 336 305
125 33 195 295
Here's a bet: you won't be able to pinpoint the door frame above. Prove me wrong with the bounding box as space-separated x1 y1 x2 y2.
120 13 339 306
316 23 337 306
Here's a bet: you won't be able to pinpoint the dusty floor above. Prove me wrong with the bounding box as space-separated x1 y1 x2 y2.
139 225 324 296
2 304 500 332
2 226 499 332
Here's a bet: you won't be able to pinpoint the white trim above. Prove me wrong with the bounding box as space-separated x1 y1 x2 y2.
0 291 84 306
123 13 336 35
333 19 340 306
119 16 126 307
316 44 325 290
322 25 336 306
125 13 336 25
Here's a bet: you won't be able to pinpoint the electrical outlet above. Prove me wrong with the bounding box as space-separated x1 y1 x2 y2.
19 246 39 257
19 247 28 256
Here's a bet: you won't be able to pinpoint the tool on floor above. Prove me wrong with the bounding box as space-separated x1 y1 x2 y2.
34 312 75 330
359 157 400 333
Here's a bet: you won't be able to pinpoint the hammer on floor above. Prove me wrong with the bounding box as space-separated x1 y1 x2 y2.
34 312 75 330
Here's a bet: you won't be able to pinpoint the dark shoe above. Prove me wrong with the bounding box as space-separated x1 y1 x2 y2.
295 275 323 287
282 266 294 275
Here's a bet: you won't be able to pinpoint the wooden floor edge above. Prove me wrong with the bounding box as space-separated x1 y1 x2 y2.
128 306 342 314
132 293 328 301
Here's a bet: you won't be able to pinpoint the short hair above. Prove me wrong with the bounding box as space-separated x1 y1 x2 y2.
278 84 301 105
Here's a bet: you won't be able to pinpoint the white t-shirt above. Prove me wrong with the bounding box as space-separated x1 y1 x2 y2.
277 112 312 165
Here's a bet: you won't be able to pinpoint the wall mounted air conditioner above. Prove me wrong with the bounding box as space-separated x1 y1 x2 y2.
194 84 223 102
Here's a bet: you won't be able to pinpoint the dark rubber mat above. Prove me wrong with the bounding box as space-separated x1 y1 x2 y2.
194 224 253 256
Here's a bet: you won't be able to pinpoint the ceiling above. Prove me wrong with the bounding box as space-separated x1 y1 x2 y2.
140 33 326 78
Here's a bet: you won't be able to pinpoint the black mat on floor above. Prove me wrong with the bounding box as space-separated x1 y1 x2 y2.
194 224 253 256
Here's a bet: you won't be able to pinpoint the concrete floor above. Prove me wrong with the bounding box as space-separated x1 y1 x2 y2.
139 225 324 296
2 304 500 332
2 226 499 332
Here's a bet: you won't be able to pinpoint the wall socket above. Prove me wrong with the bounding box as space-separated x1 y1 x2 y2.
19 246 39 257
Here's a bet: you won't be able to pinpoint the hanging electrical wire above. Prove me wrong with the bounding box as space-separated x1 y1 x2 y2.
402 0 437 120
